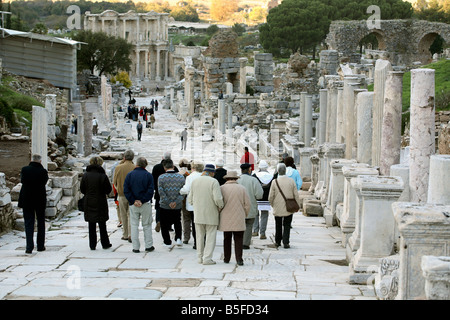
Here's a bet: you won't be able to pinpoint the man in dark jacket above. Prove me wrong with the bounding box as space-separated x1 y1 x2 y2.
151 151 178 232
124 157 155 253
213 158 227 186
18 154 49 254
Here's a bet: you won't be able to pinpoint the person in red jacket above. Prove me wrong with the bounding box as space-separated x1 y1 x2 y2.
240 147 255 171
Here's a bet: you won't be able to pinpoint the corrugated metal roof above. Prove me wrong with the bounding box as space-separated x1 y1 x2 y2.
0 28 84 46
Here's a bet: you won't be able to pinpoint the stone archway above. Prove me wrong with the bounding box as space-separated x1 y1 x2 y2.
358 30 387 53
417 32 446 64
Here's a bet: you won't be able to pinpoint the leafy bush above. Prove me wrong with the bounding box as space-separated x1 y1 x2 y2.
0 98 16 126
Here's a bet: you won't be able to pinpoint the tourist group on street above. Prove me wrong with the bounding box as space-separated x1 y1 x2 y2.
18 147 303 266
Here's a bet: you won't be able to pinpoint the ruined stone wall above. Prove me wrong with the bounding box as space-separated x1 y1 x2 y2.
326 20 450 65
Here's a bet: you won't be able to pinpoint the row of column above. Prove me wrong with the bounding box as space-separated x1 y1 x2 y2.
135 47 169 80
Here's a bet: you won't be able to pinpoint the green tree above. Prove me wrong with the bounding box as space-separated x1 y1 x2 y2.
31 22 48 34
72 30 133 76
232 23 246 36
170 3 199 22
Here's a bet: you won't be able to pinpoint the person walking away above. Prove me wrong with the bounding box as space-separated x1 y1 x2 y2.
155 99 159 111
80 156 113 250
92 117 99 136
158 159 185 248
219 171 250 266
188 164 224 265
240 147 255 171
152 151 179 232
181 128 188 150
237 163 263 249
137 120 143 141
150 114 155 129
213 158 227 186
18 154 49 254
180 162 203 249
268 163 302 248
123 157 155 253
70 114 76 134
113 150 135 242
284 156 302 190
252 160 273 239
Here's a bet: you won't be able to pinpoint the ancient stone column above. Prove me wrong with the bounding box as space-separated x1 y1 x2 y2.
372 59 393 166
45 94 57 125
341 164 379 253
77 105 85 155
427 155 450 205
393 202 450 300
409 68 435 203
356 91 374 165
321 143 346 205
185 66 195 117
227 103 233 130
84 112 93 156
324 159 357 227
31 106 48 170
304 95 313 147
218 99 226 134
327 85 338 143
336 86 344 143
349 175 404 284
239 57 248 94
352 88 367 159
380 71 404 175
319 89 327 145
299 92 307 143
344 81 361 159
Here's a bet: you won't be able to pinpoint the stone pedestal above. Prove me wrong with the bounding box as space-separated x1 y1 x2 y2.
336 87 344 144
323 159 356 227
309 154 320 193
421 255 450 300
299 147 317 181
372 59 393 166
45 94 57 125
393 202 450 300
349 175 404 284
341 164 379 251
322 143 346 203
31 106 48 170
427 155 450 205
380 71 404 175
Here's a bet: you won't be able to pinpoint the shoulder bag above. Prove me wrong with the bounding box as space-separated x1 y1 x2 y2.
275 179 300 213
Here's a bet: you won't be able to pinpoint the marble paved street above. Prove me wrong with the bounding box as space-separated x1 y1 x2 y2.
0 96 377 300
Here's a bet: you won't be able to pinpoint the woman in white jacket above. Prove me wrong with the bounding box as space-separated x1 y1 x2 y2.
180 162 204 249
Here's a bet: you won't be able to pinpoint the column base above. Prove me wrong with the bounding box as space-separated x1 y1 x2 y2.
349 250 382 285
323 206 337 227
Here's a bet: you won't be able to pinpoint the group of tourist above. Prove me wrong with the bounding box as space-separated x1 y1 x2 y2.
18 148 303 266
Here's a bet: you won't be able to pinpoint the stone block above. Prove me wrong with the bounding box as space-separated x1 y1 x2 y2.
46 188 63 207
48 171 78 189
303 200 323 216
421 255 450 300
10 183 21 201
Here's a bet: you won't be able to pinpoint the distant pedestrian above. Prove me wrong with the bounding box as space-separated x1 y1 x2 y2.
137 120 143 141
180 161 203 248
158 159 185 248
150 114 155 129
188 164 224 265
219 171 250 266
92 117 98 136
284 156 302 190
155 99 159 111
268 163 301 248
123 157 155 253
80 156 113 250
70 114 77 134
18 154 49 254
240 147 255 171
213 158 227 186
252 160 273 239
113 150 135 242
237 163 263 249
181 128 188 150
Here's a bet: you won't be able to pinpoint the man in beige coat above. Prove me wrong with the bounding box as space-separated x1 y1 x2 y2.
268 163 302 248
219 171 250 266
188 164 224 265
113 149 136 242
